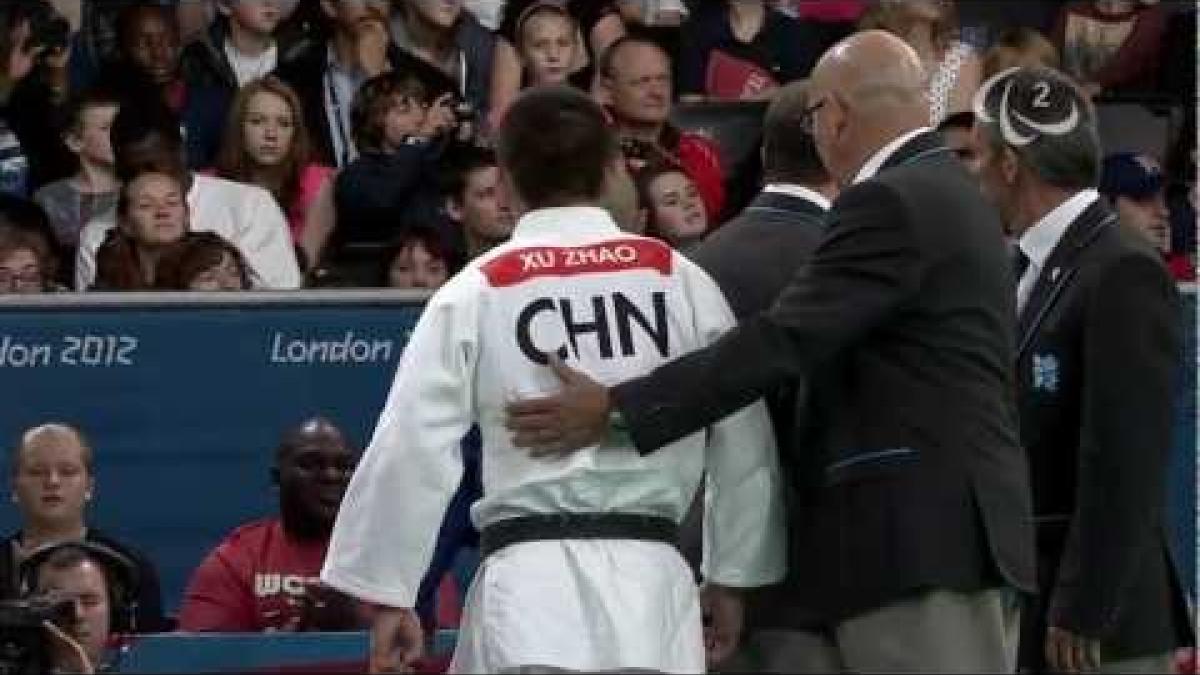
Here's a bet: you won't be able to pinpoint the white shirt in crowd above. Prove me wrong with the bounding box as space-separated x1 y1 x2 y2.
1016 188 1099 312
630 0 689 24
75 174 303 290
224 38 278 87
464 0 505 30
321 206 785 673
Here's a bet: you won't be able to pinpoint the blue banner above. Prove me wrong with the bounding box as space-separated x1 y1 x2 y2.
0 291 425 612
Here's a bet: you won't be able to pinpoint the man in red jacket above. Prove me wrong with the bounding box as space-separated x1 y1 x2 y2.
597 35 726 223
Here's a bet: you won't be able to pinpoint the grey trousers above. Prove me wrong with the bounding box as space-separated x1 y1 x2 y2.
717 588 1022 674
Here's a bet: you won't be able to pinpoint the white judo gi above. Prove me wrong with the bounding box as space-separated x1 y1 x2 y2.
321 206 785 673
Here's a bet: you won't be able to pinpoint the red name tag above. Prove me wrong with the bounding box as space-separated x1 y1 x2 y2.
481 239 673 287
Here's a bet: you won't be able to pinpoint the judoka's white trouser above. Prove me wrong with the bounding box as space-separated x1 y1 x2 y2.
449 539 704 674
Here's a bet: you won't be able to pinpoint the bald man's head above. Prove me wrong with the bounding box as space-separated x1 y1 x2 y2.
806 30 932 184
274 417 357 536
12 424 93 476
276 417 347 463
811 30 927 114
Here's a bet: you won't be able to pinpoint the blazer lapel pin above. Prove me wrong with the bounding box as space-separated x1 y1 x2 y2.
1032 353 1060 394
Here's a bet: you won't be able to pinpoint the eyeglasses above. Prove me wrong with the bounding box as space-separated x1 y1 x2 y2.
0 269 43 292
799 98 827 135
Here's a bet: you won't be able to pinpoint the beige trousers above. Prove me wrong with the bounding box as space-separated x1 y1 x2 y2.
718 588 1022 674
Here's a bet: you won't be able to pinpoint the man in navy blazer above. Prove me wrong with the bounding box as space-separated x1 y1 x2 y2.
972 66 1191 674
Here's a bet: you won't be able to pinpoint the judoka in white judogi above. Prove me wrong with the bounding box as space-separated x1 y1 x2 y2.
321 206 785 673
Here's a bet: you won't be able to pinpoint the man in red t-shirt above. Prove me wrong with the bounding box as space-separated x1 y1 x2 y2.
598 35 727 223
177 417 366 632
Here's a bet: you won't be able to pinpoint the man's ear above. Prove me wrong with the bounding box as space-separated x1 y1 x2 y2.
1001 146 1020 185
595 75 615 107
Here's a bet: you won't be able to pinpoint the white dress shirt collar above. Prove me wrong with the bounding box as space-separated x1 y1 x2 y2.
853 127 935 184
1018 189 1100 272
1015 189 1099 312
762 184 831 211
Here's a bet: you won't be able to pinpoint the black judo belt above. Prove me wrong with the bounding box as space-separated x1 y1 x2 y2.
479 513 680 558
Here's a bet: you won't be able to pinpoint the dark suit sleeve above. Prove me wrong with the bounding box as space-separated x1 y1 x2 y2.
613 180 923 453
1047 253 1180 637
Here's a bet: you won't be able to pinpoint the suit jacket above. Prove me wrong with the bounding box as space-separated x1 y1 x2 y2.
612 131 1036 623
691 190 827 320
689 188 828 629
1014 199 1191 664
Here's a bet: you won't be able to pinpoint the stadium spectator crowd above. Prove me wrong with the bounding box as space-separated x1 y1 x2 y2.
0 0 1195 673
0 0 1188 295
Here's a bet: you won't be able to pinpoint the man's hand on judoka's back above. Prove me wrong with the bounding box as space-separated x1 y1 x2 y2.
369 606 424 673
505 355 612 457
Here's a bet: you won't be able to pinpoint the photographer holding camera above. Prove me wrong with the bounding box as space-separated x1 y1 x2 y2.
0 1 77 197
23 541 135 674
325 57 470 284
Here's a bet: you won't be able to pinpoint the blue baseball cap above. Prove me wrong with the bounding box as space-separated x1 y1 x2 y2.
1100 152 1165 200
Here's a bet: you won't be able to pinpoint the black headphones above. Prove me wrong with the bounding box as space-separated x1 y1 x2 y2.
17 540 140 634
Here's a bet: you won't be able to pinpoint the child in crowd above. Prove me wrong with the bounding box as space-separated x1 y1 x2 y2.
382 227 455 290
517 3 582 90
93 170 189 290
34 88 121 250
183 0 286 95
213 76 334 270
489 3 586 126
155 231 252 291
331 67 458 265
489 0 626 131
636 160 710 250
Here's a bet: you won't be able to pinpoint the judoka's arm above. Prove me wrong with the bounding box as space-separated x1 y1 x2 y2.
682 260 786 588
321 276 479 609
685 261 787 663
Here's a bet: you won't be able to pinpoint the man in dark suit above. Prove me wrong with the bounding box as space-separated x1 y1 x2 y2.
507 31 1034 672
691 83 835 321
688 81 836 670
971 66 1191 674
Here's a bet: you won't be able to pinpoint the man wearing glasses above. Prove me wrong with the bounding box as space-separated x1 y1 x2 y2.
507 30 1035 673
598 34 727 223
